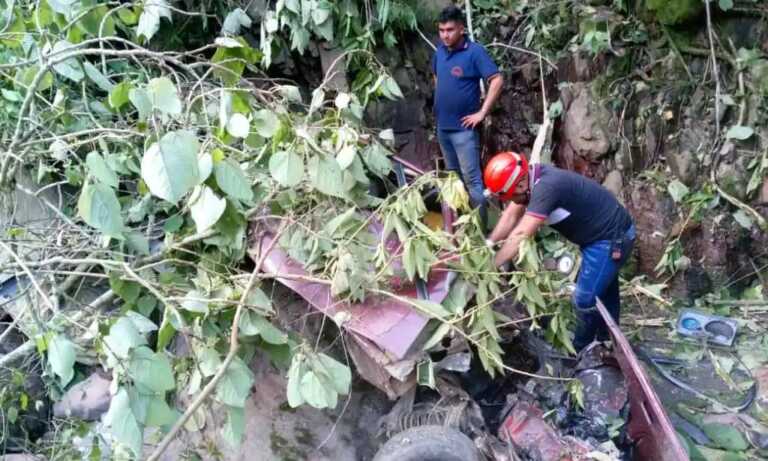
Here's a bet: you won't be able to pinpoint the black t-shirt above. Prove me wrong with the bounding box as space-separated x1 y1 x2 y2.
525 165 632 246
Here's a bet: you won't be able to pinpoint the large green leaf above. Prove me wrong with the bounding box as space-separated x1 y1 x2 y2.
702 423 749 451
136 0 171 41
252 109 279 138
190 186 226 233
309 155 345 198
128 346 175 393
48 334 76 386
85 151 118 188
238 311 287 344
317 353 351 395
104 388 143 457
299 370 331 408
51 40 84 82
214 159 253 202
77 182 123 237
286 356 305 407
222 8 252 35
128 389 176 427
215 357 254 407
128 88 152 121
222 405 245 447
104 317 147 360
269 151 304 187
141 130 200 203
147 77 182 115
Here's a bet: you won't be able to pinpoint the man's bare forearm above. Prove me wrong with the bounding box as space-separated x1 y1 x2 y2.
480 74 503 115
489 203 524 243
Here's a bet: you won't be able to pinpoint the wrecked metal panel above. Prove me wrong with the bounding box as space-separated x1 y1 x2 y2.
498 400 590 461
255 234 452 359
595 298 689 461
347 335 416 399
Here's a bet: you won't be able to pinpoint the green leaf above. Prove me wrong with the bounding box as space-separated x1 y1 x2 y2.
733 209 754 230
222 8 252 35
221 405 245 447
252 109 279 138
51 40 84 82
141 130 200 203
382 76 403 100
104 388 143 458
269 151 304 187
48 334 76 386
336 145 357 170
309 155 345 198
226 113 250 138
718 0 734 11
423 322 451 351
278 85 302 103
77 182 123 237
190 186 227 233
667 179 689 203
412 299 451 319
238 311 287 344
85 152 118 188
83 62 114 92
245 287 273 313
136 0 171 41
180 289 209 314
125 231 150 256
125 311 158 334
128 346 175 393
104 317 147 360
147 77 182 115
197 347 222 377
214 159 253 202
128 389 175 427
299 370 331 408
701 423 748 451
286 355 305 407
128 88 152 121
725 125 754 141
443 278 472 314
215 357 254 407
362 143 392 177
316 353 351 395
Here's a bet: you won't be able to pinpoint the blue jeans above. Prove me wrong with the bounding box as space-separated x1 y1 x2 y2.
572 224 636 351
437 129 487 227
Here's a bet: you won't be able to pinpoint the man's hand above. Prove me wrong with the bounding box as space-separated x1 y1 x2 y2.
460 110 486 129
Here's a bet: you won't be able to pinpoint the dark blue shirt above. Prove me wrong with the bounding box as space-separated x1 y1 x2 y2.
432 37 499 131
526 165 633 246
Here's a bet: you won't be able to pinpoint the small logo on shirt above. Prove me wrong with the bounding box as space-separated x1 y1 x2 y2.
450 66 463 77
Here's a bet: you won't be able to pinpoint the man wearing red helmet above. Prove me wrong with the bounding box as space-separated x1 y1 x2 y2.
485 152 635 351
432 6 503 227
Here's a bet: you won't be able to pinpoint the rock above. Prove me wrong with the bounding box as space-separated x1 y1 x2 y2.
602 170 623 200
716 160 750 201
319 45 348 92
625 181 678 276
53 371 112 421
558 83 612 167
666 150 698 186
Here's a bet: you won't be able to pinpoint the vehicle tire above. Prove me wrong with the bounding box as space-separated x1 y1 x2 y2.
373 425 481 461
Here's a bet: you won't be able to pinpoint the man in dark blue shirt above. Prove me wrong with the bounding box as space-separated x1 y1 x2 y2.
432 6 503 227
484 152 635 352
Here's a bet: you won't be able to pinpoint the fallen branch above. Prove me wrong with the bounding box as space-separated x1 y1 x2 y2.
145 223 285 461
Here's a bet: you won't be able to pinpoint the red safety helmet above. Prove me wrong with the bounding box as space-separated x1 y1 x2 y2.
483 152 529 201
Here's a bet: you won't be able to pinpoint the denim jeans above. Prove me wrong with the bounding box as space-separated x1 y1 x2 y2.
572 224 636 351
437 129 487 227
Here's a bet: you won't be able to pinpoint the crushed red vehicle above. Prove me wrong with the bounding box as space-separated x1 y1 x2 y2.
248 156 688 460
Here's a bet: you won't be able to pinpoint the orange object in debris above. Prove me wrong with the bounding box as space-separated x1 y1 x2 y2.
423 211 444 231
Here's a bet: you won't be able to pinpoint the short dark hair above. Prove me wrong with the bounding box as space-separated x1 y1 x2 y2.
438 6 465 25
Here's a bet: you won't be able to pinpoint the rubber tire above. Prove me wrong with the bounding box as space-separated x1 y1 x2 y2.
373 425 481 461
